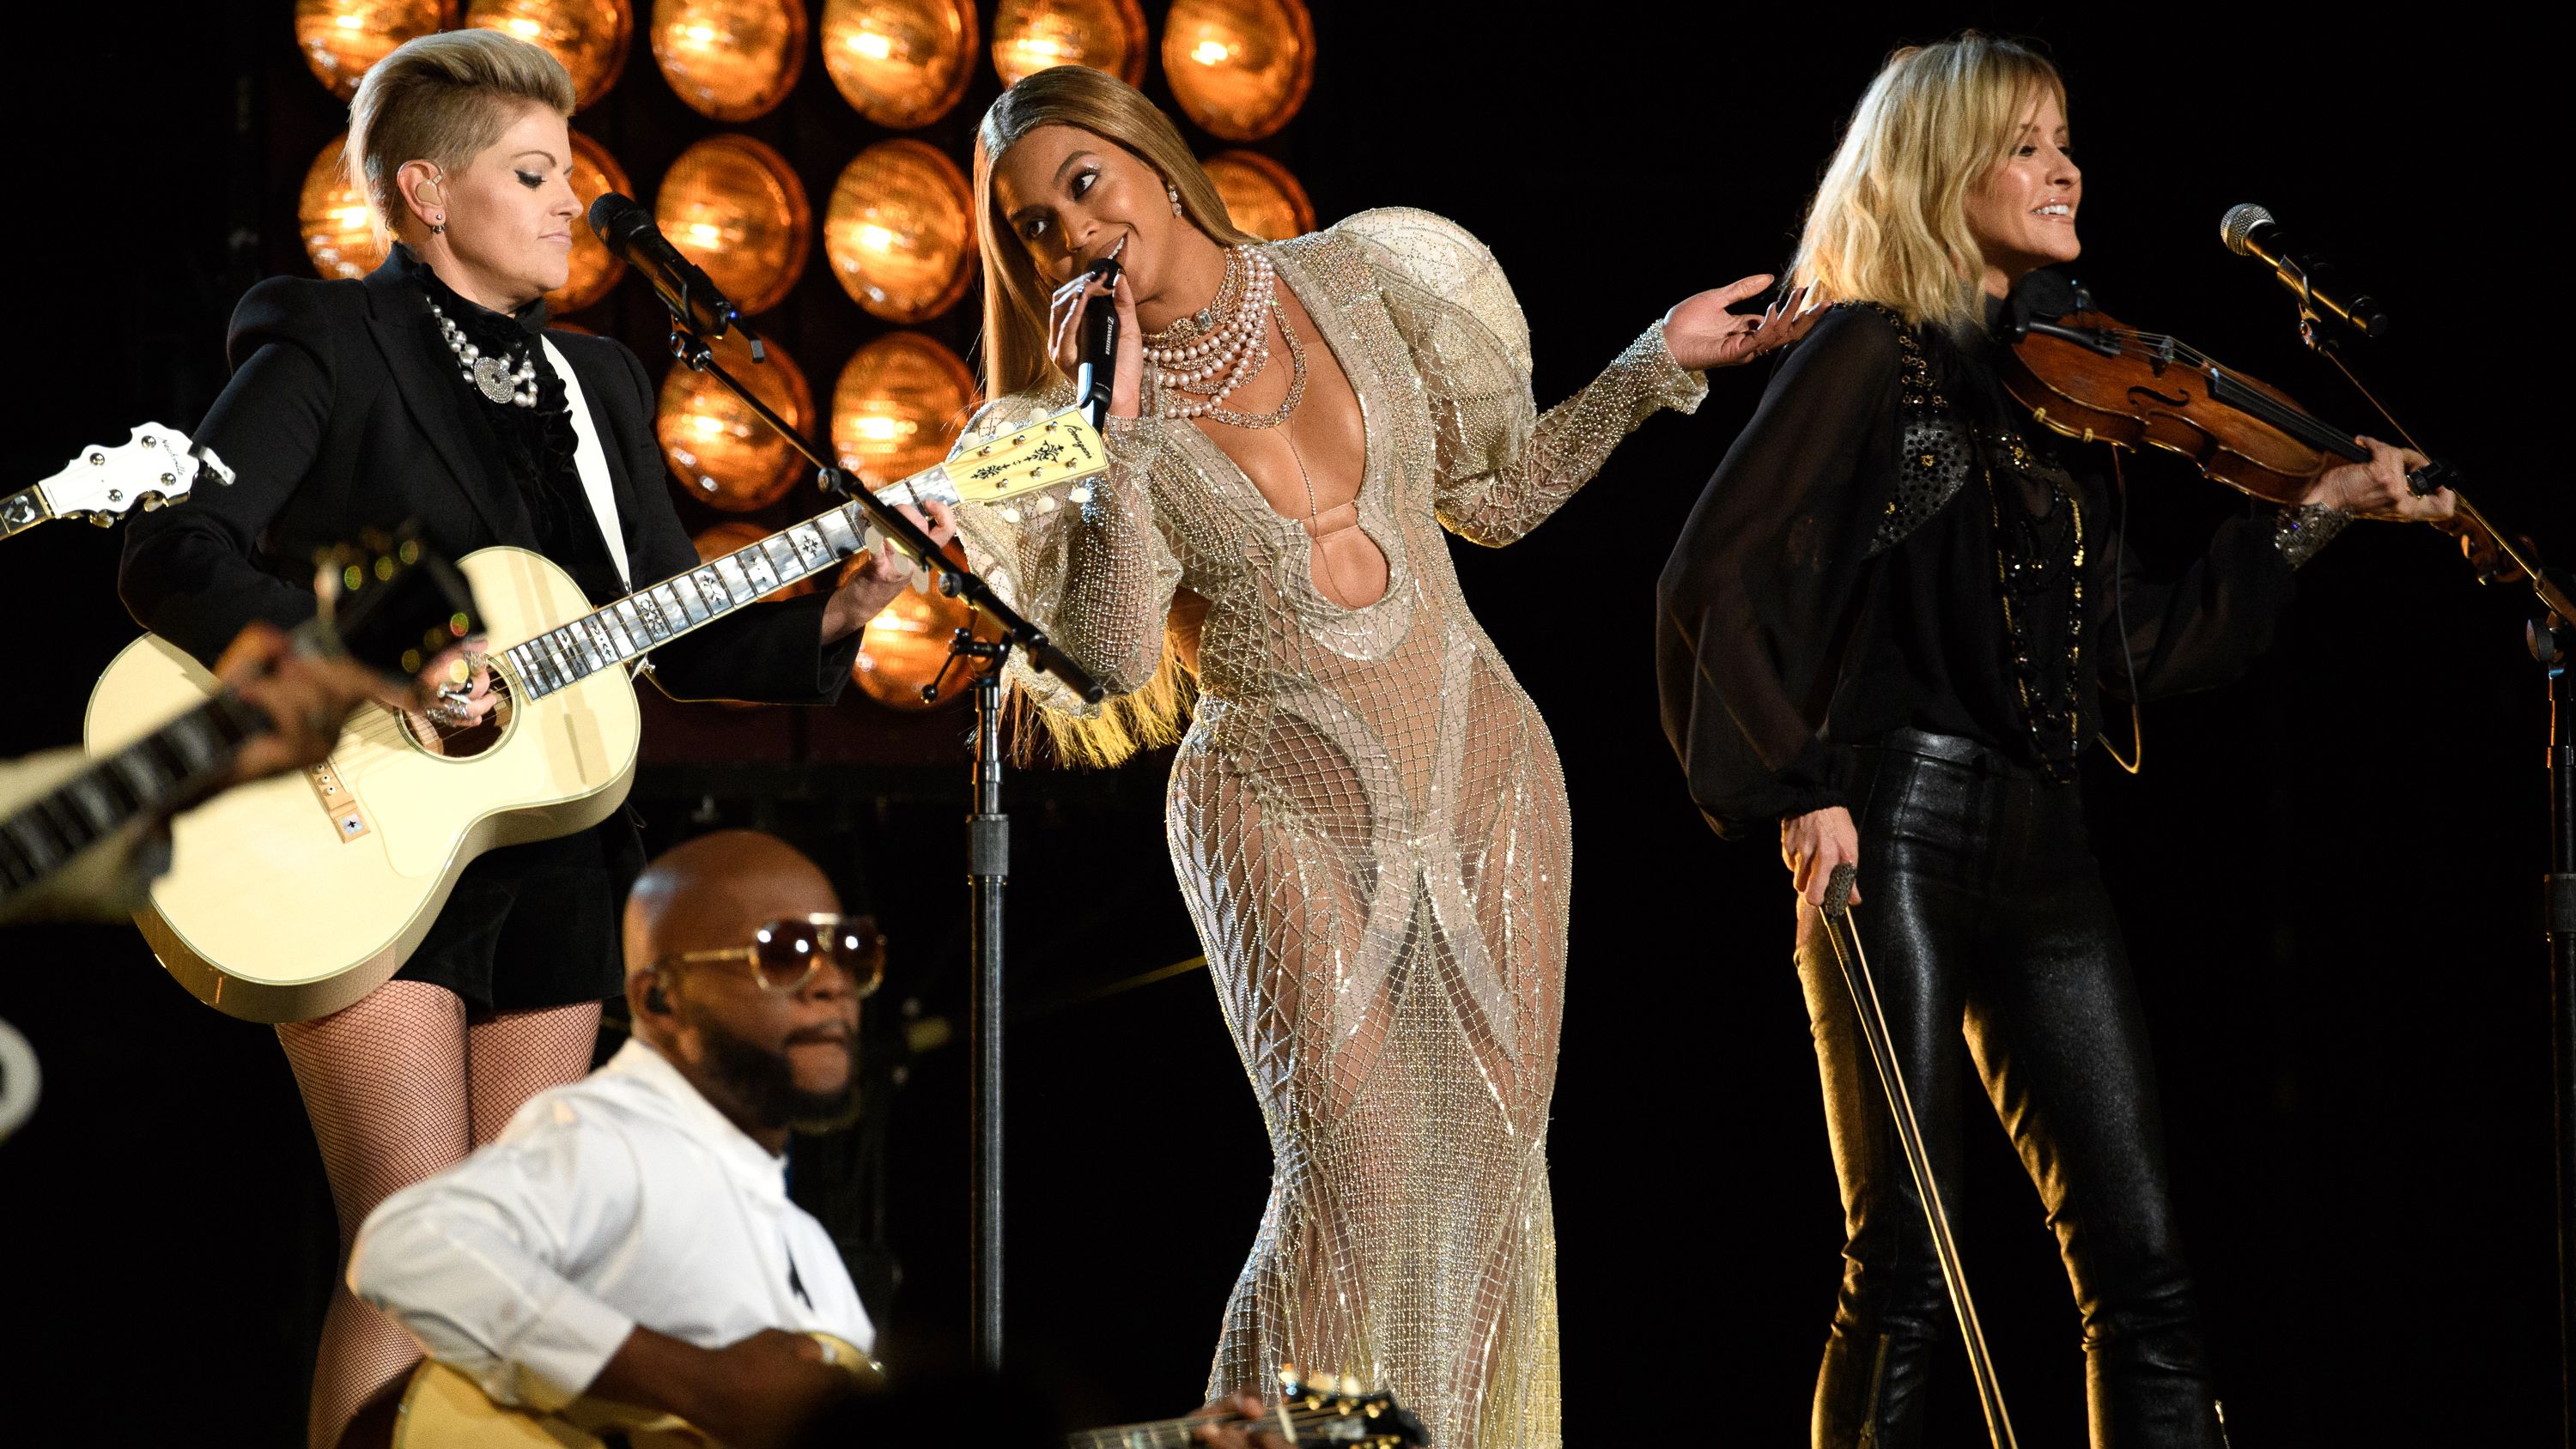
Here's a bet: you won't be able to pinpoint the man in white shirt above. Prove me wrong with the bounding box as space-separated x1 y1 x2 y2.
349 829 882 1449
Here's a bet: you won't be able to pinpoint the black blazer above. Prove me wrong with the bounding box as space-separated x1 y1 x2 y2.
120 256 858 704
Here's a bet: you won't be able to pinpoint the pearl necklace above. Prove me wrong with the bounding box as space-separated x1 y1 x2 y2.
423 294 539 407
1142 246 1306 429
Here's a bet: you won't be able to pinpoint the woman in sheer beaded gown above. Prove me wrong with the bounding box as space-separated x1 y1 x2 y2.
953 68 1814 1447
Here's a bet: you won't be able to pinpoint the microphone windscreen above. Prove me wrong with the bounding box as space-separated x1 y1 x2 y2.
586 191 644 242
2219 203 2275 257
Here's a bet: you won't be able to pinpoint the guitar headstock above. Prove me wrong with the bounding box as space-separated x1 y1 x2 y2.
1275 1365 1425 1447
312 533 483 682
942 406 1108 506
29 422 231 527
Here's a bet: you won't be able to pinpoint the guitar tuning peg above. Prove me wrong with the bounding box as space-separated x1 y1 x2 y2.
87 512 113 528
1276 1362 1302 1393
1338 1374 1364 1397
139 493 167 512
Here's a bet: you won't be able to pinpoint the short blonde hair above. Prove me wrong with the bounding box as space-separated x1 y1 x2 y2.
1789 33 2065 334
345 29 577 233
973 65 1255 403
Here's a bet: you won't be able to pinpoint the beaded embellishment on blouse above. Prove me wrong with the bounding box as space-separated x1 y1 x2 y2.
1862 305 1972 558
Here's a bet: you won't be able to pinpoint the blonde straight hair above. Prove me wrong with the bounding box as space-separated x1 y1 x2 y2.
345 29 577 239
1789 33 2066 335
969 67 1258 768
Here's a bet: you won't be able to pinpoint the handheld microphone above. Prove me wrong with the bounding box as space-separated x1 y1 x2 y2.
1072 255 1121 428
2219 204 2389 338
586 192 739 339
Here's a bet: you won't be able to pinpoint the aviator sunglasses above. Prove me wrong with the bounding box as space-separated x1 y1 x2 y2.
652 913 886 997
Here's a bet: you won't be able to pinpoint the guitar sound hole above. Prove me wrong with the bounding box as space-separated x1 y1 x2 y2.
398 670 513 760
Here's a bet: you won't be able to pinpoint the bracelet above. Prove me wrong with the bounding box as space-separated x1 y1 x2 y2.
2273 502 2351 570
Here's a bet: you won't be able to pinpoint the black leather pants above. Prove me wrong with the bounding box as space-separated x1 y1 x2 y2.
1795 731 2227 1449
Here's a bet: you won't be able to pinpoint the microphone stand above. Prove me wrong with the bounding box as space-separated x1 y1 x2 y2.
660 306 1103 1377
2272 293 2576 1446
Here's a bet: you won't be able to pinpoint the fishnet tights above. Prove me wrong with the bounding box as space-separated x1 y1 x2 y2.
276 979 600 1449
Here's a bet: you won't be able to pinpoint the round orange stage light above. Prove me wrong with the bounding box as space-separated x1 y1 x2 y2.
650 0 806 121
656 135 811 318
849 541 1001 710
1162 0 1313 142
465 0 634 110
295 0 448 100
823 140 975 324
1200 149 1314 242
657 332 815 512
693 519 821 599
832 333 977 489
299 134 387 281
818 0 979 130
989 0 1147 88
546 130 632 313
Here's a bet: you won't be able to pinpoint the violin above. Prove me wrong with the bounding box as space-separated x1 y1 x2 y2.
1993 273 2572 619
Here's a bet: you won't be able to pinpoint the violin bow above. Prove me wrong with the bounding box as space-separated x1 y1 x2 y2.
1820 863 2021 1449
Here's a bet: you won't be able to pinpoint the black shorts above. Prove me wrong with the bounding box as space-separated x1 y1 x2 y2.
392 821 637 1013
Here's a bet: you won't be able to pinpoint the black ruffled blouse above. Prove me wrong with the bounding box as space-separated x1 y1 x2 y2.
395 245 627 603
1655 300 2300 839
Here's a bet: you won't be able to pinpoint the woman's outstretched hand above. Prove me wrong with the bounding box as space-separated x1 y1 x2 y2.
1663 275 1821 372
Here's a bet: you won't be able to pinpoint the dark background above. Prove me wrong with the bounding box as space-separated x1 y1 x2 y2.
0 4 2558 1446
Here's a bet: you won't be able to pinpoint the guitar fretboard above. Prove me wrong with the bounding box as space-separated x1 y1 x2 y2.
501 476 950 701
0 692 266 899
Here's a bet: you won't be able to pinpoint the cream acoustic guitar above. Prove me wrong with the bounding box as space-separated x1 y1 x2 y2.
3 537 476 925
1066 1368 1426 1449
0 421 230 539
84 407 1103 1022
387 1332 879 1449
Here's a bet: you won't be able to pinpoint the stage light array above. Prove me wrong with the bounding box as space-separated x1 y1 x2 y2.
657 134 812 317
465 0 634 108
1202 149 1313 242
550 131 634 312
658 330 816 512
990 0 1147 88
295 0 447 100
832 332 976 488
823 140 975 324
1163 0 1313 141
287 3 1317 711
819 0 980 128
298 134 385 281
650 0 806 121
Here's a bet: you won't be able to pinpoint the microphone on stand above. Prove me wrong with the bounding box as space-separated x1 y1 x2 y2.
586 192 741 341
1072 255 1121 429
2219 203 2390 338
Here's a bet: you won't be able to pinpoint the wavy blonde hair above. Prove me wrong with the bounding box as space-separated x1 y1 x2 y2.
1789 33 2065 334
971 66 1256 767
345 30 575 243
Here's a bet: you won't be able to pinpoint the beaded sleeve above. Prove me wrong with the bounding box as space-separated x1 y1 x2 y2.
948 385 1185 716
1340 209 1707 546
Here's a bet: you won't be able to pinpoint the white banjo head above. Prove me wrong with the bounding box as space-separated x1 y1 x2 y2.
21 422 231 529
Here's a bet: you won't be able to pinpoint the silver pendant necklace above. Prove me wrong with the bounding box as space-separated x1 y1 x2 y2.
423 293 538 408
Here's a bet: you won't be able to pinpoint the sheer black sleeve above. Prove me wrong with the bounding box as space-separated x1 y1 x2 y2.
2099 503 2298 704
1655 306 1904 839
118 277 343 668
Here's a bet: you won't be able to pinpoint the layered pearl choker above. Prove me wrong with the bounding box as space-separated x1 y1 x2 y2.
424 293 539 408
1142 245 1306 429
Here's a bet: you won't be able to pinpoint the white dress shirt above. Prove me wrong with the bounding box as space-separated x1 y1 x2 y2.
349 1038 874 1411
541 334 632 589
